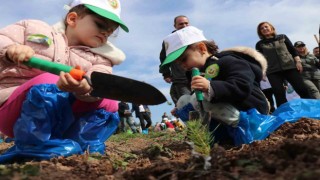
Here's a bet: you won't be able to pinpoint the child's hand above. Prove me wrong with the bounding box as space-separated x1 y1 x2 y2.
57 71 92 95
6 44 35 63
191 76 210 93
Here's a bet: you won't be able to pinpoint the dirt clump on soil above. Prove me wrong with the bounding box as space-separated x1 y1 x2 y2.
0 118 319 180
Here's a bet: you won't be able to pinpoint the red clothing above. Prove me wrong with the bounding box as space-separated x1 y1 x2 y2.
165 121 175 129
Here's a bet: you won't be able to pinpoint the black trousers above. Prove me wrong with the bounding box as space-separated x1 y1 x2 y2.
262 88 276 113
268 69 312 106
138 112 152 130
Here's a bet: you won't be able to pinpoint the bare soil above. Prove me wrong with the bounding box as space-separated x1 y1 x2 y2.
0 117 319 180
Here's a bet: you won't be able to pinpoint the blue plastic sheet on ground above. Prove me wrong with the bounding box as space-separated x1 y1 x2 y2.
0 84 119 163
64 108 120 154
230 99 320 145
272 99 320 123
0 139 83 162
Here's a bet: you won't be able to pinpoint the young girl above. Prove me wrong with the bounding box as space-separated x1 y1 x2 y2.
0 0 128 158
161 26 269 143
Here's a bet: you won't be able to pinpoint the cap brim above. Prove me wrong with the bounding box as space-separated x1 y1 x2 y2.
85 4 129 33
161 46 188 67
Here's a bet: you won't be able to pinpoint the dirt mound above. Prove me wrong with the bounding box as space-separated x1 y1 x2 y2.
207 118 320 180
0 118 319 179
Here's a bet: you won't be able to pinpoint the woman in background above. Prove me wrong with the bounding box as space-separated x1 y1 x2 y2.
256 22 311 106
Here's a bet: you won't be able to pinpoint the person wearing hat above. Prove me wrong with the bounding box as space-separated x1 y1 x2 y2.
0 0 129 157
255 22 311 107
161 26 269 144
294 41 320 99
159 15 192 106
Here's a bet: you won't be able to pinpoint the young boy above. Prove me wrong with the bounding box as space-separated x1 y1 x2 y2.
161 26 268 143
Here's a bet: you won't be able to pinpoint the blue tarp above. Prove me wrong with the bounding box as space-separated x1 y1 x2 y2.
0 84 119 163
176 98 320 146
230 99 320 145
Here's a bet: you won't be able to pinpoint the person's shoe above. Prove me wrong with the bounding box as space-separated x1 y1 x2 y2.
142 129 148 134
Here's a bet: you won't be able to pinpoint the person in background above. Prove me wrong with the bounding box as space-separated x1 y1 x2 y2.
255 22 311 106
313 47 320 59
294 41 320 99
162 118 175 132
172 118 186 131
260 77 276 113
159 15 191 106
131 104 152 134
118 101 137 133
161 112 169 120
0 0 129 155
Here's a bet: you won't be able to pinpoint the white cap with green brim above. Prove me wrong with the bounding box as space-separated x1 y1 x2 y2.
161 26 207 67
68 0 129 32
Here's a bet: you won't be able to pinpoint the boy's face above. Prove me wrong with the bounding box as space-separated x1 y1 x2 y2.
175 45 206 71
68 13 118 47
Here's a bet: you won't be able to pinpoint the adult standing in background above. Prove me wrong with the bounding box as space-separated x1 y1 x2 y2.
159 15 191 105
255 22 311 106
131 104 152 134
118 101 137 133
313 47 319 59
294 41 320 99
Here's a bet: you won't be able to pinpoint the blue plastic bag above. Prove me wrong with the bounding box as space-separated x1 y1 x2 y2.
64 109 119 154
0 84 119 163
228 109 284 145
230 99 320 145
272 99 320 123
13 84 75 145
0 139 83 162
175 103 195 121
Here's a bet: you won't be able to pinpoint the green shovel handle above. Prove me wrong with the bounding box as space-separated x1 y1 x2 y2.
191 68 204 101
24 57 85 81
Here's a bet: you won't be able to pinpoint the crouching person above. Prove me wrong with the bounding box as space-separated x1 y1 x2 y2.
161 26 269 145
0 0 129 162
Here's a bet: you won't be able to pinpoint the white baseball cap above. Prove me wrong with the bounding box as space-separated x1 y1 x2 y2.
68 0 129 32
161 26 206 67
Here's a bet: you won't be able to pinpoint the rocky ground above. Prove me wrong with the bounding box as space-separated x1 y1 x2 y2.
0 118 319 180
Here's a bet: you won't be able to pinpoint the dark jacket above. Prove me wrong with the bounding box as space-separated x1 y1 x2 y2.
256 34 298 74
200 47 268 114
299 53 320 79
131 104 150 118
118 102 131 117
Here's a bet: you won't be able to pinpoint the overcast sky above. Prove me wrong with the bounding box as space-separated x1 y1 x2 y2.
1 0 319 124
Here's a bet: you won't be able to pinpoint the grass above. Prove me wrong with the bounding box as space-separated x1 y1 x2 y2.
109 130 186 143
185 120 213 156
109 119 213 157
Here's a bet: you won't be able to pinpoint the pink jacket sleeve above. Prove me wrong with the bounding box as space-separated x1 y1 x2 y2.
0 20 27 62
